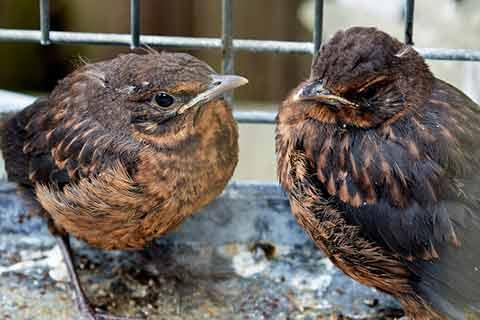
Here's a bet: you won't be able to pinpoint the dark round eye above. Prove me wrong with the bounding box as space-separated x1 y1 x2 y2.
153 92 175 107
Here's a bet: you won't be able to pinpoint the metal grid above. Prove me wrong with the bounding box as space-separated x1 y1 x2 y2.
1 0 480 125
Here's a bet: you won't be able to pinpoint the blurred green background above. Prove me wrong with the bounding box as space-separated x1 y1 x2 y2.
1 0 479 181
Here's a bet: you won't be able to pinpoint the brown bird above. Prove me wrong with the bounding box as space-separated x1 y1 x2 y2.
1 51 247 319
276 27 480 319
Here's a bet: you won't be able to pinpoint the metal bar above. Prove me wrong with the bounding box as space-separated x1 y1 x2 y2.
39 0 50 45
0 86 278 125
130 0 140 49
234 111 276 124
1 29 480 61
405 0 415 44
222 0 234 103
0 29 312 53
416 48 480 61
313 0 324 53
222 0 234 74
234 39 312 54
0 90 36 113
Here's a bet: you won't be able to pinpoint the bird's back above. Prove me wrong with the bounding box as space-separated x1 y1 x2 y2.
405 80 480 319
334 79 480 319
409 212 480 319
276 77 480 319
348 78 480 313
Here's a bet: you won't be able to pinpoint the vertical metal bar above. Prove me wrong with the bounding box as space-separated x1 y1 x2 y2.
313 0 324 53
130 0 140 49
39 0 50 45
405 0 415 45
222 0 234 103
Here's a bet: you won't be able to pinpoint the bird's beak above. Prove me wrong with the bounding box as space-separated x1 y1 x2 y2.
294 80 358 110
178 74 248 113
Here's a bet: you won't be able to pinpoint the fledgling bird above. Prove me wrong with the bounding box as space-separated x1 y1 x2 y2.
276 27 480 319
1 51 247 319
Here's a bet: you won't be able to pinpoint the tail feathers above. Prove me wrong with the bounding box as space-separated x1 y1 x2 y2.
1 112 29 184
415 280 480 320
0 90 36 170
0 97 48 185
408 202 480 320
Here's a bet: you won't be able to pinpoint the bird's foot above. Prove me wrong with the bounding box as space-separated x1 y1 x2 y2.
54 235 144 320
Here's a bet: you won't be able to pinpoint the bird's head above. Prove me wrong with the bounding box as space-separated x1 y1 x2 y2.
290 27 434 128
100 52 248 135
69 51 247 139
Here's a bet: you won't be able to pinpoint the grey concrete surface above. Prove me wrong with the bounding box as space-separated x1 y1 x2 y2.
0 182 402 320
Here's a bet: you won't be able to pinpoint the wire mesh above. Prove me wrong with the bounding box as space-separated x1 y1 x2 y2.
0 0 480 125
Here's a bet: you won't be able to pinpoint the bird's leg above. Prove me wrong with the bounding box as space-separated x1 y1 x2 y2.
55 234 95 317
55 234 142 320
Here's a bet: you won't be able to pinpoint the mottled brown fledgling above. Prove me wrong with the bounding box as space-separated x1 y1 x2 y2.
276 27 480 319
1 50 247 319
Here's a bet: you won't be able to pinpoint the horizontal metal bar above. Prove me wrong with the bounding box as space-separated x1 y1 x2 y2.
0 90 36 113
235 38 312 54
234 111 276 124
0 29 220 48
0 89 276 125
416 48 480 61
0 28 313 53
1 29 480 61
0 29 480 61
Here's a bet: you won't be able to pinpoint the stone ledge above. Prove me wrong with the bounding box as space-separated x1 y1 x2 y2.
0 182 401 320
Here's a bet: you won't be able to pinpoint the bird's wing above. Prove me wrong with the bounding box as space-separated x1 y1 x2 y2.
6 99 140 190
406 185 480 319
3 75 144 190
1 98 49 187
406 81 480 317
1 95 155 249
330 80 480 259
304 79 480 317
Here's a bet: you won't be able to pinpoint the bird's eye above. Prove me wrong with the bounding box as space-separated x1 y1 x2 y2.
361 85 380 100
153 92 175 108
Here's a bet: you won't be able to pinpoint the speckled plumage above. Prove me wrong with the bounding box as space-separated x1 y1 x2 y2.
1 51 246 319
3 52 240 249
276 27 480 319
